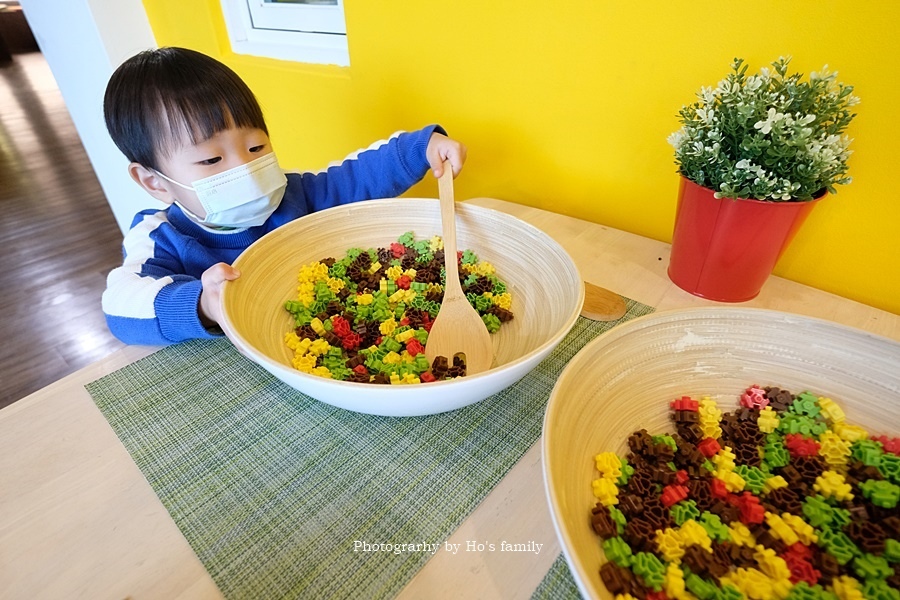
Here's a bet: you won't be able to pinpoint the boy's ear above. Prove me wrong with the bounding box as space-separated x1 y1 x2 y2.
128 162 174 204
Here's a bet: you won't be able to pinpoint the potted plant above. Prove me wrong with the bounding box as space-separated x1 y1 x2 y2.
666 57 859 301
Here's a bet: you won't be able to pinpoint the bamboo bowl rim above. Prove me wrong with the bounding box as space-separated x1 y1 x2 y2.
542 307 900 599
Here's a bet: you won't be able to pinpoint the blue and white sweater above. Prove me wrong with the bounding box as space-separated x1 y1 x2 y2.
102 125 444 345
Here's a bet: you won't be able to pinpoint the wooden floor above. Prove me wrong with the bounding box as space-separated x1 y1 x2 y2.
0 52 126 409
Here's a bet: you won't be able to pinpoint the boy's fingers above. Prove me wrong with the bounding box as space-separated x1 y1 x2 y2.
430 156 444 178
432 154 461 178
443 156 461 178
446 145 466 178
203 263 240 287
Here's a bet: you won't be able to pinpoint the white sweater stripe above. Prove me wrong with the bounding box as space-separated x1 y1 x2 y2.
309 131 403 174
101 211 174 319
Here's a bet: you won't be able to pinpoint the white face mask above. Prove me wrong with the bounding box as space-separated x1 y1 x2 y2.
155 152 287 228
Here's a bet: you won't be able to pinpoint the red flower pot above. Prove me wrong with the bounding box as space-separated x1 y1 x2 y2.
668 177 824 302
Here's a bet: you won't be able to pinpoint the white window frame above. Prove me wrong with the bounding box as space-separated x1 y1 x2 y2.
220 0 349 67
247 1 345 35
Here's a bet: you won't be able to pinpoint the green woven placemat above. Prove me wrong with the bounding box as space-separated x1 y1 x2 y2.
531 554 583 600
86 300 652 600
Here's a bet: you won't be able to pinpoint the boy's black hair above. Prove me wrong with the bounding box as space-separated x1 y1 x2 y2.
104 47 268 170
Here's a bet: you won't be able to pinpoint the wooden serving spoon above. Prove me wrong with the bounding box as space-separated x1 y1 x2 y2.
580 282 627 321
424 160 494 375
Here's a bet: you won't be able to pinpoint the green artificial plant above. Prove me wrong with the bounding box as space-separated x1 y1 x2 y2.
668 57 859 201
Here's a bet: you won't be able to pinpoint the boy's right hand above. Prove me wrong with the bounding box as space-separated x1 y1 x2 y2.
426 132 467 179
199 262 241 328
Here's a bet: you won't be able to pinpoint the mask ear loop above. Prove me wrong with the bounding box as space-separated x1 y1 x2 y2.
173 200 209 224
152 169 210 224
152 169 195 191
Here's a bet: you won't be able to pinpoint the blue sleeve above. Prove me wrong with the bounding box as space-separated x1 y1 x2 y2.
104 279 217 346
297 125 446 212
102 211 221 346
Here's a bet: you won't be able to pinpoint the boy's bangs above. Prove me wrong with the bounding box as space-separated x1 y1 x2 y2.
149 84 265 155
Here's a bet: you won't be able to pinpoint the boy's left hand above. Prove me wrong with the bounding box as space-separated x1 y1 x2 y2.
199 262 241 328
426 133 467 178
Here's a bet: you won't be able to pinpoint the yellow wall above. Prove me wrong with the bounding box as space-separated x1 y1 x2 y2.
142 0 900 314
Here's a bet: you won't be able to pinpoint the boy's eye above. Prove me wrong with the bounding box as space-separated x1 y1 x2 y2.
249 145 266 153
199 157 222 166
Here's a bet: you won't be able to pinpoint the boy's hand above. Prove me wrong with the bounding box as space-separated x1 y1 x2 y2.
426 133 467 178
199 262 241 328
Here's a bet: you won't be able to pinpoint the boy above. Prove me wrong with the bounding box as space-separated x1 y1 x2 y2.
101 47 466 345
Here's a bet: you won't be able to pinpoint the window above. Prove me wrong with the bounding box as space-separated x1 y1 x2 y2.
220 0 349 67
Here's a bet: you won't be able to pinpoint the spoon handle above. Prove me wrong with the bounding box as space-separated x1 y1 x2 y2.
438 160 462 295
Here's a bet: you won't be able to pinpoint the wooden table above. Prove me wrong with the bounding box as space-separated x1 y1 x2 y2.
2 198 898 600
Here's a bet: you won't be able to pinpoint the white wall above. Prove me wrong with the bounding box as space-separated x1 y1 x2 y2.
19 0 159 234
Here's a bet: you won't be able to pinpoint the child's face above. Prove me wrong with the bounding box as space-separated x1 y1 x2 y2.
131 125 272 219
